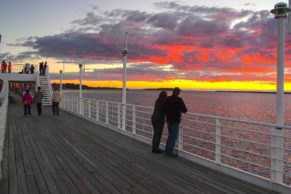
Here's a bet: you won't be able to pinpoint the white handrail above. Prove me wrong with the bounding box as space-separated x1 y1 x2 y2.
60 95 291 192
0 94 9 179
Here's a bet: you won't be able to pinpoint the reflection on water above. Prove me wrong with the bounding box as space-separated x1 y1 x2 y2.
64 90 291 125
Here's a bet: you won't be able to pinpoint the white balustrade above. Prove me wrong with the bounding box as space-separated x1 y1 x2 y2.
0 95 9 178
60 95 291 192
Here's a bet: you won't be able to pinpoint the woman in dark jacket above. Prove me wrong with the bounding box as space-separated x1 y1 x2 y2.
151 91 167 153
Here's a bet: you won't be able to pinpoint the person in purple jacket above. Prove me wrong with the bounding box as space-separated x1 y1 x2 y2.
22 89 33 116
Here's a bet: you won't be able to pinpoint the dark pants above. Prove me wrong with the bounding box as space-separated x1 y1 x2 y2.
165 122 180 155
24 105 31 115
36 103 42 115
52 102 59 115
152 121 164 151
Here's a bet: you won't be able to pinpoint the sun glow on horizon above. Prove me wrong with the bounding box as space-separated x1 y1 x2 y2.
50 79 291 91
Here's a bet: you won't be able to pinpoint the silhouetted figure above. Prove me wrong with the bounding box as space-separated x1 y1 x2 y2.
1 60 7 73
39 62 44 75
8 62 12 73
43 61 47 76
30 64 35 74
151 91 167 153
164 87 187 157
24 63 30 74
34 87 43 115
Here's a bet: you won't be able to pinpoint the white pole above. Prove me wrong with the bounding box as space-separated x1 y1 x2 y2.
0 34 2 59
271 3 290 184
79 63 83 114
289 0 291 33
79 64 83 99
276 16 285 129
121 32 128 131
60 70 63 95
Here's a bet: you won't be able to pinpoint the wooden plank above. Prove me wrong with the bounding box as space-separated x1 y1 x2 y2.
29 122 78 194
9 113 28 194
0 103 280 194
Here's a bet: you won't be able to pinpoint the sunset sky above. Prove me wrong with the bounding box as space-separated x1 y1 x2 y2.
1 0 290 91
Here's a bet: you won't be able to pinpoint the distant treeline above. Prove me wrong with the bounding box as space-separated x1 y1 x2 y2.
144 88 174 91
51 83 121 90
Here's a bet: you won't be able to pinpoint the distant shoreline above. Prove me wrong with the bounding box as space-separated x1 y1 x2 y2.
55 84 291 94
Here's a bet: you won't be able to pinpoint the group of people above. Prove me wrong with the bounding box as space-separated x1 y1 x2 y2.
39 61 47 76
151 87 187 157
22 87 62 116
23 63 35 74
1 60 12 73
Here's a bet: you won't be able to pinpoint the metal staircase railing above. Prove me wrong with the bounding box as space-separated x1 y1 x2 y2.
37 75 52 106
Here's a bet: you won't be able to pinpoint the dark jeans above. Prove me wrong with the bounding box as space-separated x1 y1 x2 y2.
152 121 164 151
52 102 59 115
165 122 180 155
36 103 42 115
24 104 31 115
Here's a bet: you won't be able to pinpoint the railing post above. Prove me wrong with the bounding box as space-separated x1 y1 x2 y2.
178 124 183 152
96 101 99 121
122 104 126 131
215 119 221 163
80 98 83 115
106 102 109 124
71 98 73 111
76 98 79 113
271 128 284 183
132 106 136 134
118 104 121 129
88 100 91 118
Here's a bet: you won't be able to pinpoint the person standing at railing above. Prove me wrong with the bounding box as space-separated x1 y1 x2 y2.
52 88 62 115
24 63 30 74
30 64 35 74
43 61 47 76
151 91 167 154
8 62 11 73
22 89 33 116
1 60 7 73
34 87 43 116
39 62 43 75
164 87 187 157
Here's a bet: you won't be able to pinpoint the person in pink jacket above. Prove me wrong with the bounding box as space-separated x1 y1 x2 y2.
22 89 33 116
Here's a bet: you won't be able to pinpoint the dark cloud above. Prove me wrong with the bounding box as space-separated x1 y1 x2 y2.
10 1 280 83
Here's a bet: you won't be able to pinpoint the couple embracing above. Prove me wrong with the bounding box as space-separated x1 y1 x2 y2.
151 87 187 157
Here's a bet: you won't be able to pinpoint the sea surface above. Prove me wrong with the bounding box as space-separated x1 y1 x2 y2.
63 89 291 125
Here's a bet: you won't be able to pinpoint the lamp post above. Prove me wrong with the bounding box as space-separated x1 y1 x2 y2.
121 32 128 131
59 70 63 95
289 0 291 33
271 2 291 184
79 64 83 114
79 64 83 99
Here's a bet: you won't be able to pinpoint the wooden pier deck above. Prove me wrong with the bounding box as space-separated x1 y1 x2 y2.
0 103 278 194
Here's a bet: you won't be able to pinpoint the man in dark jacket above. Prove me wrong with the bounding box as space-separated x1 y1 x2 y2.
164 87 187 157
34 87 43 115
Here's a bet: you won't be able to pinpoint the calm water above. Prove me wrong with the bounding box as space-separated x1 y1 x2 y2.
63 90 291 125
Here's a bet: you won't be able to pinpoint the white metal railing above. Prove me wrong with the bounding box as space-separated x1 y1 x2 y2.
9 64 39 74
0 94 9 178
60 95 291 193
